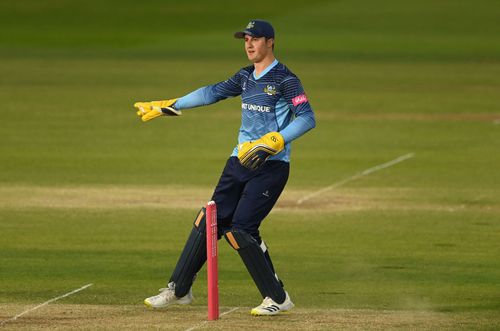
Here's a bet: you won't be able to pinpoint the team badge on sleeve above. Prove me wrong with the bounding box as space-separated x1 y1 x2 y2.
292 94 308 106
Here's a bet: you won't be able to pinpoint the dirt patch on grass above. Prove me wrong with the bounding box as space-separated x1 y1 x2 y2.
275 187 500 214
0 185 213 210
1 304 498 330
0 185 498 214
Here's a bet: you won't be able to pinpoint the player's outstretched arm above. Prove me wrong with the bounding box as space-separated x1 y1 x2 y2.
134 68 245 122
134 98 181 122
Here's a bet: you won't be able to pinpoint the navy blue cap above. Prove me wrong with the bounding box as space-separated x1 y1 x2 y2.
234 20 275 39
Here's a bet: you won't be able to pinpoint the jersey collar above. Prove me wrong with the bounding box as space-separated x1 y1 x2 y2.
253 59 279 80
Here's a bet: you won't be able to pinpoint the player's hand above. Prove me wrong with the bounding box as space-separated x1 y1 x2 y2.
237 132 285 170
134 98 181 122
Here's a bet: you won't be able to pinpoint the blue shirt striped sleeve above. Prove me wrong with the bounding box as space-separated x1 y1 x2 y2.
174 70 244 110
278 76 316 143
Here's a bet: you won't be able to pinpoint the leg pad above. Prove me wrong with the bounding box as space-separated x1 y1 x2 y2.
224 229 285 303
170 208 207 297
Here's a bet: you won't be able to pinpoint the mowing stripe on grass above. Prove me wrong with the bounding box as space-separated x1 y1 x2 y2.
184 307 239 331
0 283 93 327
297 153 415 205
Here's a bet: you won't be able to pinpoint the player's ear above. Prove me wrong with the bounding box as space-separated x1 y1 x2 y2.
266 38 274 48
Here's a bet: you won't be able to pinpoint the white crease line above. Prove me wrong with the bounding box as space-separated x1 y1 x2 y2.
0 283 93 326
184 307 239 331
297 153 415 205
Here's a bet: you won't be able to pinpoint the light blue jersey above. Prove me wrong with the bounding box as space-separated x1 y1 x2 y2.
174 60 316 162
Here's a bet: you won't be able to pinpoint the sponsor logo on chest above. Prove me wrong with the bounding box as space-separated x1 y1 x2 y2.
242 103 271 113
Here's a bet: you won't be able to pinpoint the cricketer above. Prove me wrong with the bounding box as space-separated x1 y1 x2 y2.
134 19 316 316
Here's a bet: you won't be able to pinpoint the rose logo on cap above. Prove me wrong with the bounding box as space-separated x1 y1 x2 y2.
247 21 255 29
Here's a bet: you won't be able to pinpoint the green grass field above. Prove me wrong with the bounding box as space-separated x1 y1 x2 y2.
1 0 500 330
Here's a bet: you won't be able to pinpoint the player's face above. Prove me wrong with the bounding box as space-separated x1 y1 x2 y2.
244 35 273 63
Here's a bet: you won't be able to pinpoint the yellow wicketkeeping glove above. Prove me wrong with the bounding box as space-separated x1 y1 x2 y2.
134 99 181 122
237 132 285 170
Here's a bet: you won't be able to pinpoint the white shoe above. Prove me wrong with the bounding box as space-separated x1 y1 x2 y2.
251 291 294 316
144 282 193 308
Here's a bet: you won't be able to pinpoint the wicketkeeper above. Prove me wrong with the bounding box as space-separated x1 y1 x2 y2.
136 20 316 316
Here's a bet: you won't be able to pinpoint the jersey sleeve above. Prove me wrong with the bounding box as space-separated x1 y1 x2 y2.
278 75 316 143
174 69 245 110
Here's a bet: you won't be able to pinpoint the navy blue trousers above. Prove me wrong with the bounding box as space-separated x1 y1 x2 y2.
211 157 289 241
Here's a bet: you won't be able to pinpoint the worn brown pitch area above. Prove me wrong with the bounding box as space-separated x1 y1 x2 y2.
1 304 498 331
1 185 498 214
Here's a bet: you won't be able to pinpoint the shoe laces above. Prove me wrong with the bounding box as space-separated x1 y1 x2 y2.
157 283 176 299
261 296 275 307
158 282 175 292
